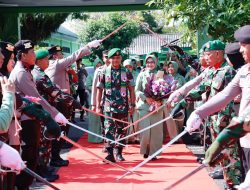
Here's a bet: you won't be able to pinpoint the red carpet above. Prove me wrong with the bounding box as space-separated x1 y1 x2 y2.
48 135 219 190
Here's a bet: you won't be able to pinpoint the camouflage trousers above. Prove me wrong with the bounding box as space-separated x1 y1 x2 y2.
210 125 243 187
104 112 128 148
37 126 52 173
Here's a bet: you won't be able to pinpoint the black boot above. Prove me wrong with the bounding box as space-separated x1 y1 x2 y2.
104 147 116 163
115 147 125 162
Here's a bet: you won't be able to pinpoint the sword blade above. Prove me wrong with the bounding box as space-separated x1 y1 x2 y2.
164 164 206 190
61 136 141 176
117 130 188 180
67 122 126 147
114 115 172 144
24 168 60 190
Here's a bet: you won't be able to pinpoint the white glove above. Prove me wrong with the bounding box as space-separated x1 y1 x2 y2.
54 112 68 126
167 90 182 107
0 143 24 171
87 39 102 49
185 112 202 133
235 170 250 190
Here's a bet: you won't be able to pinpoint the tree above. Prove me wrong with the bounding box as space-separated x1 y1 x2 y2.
20 13 69 44
147 0 250 42
78 12 142 59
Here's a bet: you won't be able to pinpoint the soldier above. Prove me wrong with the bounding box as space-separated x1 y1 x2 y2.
96 48 135 162
33 49 83 169
8 40 65 190
186 25 250 189
168 40 241 188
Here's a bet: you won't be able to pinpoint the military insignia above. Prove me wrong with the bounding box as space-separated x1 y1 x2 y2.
24 42 32 49
6 44 14 52
56 46 61 51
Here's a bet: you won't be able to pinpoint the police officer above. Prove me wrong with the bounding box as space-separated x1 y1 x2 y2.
96 48 135 162
46 40 101 94
8 40 66 190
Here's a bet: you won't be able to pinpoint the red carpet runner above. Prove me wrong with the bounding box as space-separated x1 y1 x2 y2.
48 135 219 190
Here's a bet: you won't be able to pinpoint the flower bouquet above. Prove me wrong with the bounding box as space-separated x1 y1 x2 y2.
144 74 177 111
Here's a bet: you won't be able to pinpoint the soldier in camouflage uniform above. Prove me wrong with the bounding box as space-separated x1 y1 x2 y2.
96 48 135 162
32 49 82 170
168 40 242 189
187 25 250 190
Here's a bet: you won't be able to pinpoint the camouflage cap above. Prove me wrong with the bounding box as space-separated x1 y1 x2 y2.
203 40 225 52
108 48 121 58
35 49 49 60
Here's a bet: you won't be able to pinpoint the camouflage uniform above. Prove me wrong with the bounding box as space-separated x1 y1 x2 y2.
182 62 242 186
32 65 81 170
97 65 134 148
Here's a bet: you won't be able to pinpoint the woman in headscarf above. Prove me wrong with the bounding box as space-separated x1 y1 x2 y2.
165 61 186 141
135 55 163 160
86 58 103 143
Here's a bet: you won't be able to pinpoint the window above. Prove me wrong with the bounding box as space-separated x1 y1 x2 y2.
62 46 70 53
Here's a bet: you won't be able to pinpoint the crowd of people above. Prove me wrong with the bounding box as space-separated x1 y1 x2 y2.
0 24 249 190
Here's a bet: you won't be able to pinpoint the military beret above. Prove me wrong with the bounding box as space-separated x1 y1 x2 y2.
123 59 133 67
108 48 121 58
0 41 14 53
203 40 225 52
225 42 240 55
35 49 49 60
234 25 250 43
48 45 62 55
147 51 159 58
14 40 34 54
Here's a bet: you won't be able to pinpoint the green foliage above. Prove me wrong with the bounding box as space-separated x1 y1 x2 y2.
78 12 142 59
21 13 69 43
147 0 250 42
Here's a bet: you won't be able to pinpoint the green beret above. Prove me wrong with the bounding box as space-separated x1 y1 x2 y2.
147 51 159 58
108 48 121 58
204 40 225 52
35 49 49 60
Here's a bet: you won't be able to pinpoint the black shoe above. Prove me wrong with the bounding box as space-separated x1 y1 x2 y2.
104 154 116 163
116 154 125 162
134 140 140 144
80 118 85 122
44 173 59 182
143 154 148 158
151 156 157 161
197 157 204 164
50 158 69 167
209 170 223 179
